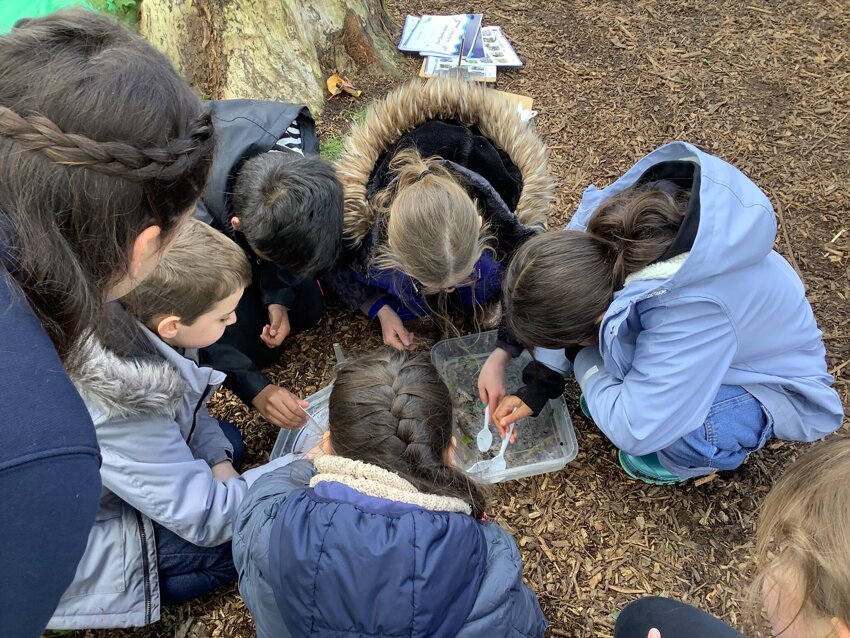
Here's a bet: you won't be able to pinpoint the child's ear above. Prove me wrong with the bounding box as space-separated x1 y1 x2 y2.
321 430 334 455
231 216 241 231
130 225 163 278
154 315 182 340
834 618 850 638
444 436 458 466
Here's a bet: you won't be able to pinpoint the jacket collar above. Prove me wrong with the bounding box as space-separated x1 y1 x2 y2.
311 455 472 514
70 319 224 422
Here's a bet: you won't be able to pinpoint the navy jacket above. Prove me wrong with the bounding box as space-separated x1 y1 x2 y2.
0 273 101 637
233 459 547 638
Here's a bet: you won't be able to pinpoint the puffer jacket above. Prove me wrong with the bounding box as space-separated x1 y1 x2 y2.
325 77 556 321
233 455 548 638
47 317 291 629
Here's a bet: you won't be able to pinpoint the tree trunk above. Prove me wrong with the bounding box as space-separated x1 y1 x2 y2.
139 0 403 115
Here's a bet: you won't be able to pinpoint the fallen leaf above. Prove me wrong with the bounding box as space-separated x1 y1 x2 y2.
326 74 362 98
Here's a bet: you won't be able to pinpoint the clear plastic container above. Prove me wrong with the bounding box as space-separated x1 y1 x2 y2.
270 384 332 460
431 330 578 483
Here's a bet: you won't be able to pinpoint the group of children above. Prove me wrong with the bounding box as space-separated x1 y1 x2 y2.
4 9 845 638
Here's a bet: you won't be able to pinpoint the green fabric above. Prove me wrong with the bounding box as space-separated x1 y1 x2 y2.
579 394 591 419
618 450 685 485
1 1 93 33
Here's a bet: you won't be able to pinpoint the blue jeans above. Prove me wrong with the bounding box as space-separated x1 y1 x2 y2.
658 385 773 477
154 420 244 606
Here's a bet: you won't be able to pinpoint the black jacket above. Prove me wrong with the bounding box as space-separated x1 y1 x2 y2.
195 100 316 402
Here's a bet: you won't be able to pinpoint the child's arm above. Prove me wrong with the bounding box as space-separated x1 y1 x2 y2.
574 299 737 456
323 263 394 317
96 414 296 547
493 347 572 438
257 261 297 309
459 522 548 637
188 406 234 468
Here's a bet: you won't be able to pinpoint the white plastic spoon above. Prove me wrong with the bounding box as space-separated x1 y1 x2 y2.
487 423 514 475
476 406 493 453
467 423 514 476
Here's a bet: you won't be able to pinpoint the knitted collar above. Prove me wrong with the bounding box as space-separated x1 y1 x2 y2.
310 455 472 515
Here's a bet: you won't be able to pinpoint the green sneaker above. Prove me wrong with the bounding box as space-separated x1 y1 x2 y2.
618 450 686 485
579 394 591 419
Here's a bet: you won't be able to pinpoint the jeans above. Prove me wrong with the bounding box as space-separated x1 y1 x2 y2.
658 385 773 477
154 420 245 606
614 597 744 638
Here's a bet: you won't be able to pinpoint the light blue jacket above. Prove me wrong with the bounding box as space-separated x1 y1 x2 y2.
49 321 292 629
536 142 843 456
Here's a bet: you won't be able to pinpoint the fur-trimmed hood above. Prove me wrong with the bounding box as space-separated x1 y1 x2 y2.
70 336 187 423
337 76 556 246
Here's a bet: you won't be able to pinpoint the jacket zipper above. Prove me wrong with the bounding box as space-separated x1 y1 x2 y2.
186 382 214 443
135 510 153 624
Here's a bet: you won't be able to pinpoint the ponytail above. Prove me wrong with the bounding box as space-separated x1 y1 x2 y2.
328 350 487 519
372 147 486 292
504 184 686 350
587 186 687 289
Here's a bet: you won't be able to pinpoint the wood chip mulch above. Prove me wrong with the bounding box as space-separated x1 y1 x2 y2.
72 0 848 636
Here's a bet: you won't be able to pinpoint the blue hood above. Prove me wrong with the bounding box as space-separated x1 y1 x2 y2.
268 481 488 637
569 141 777 287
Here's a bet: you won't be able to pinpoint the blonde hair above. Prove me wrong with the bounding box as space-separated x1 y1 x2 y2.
753 435 850 630
123 219 251 325
372 148 489 292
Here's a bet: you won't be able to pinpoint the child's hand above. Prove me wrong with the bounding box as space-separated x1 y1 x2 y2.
492 395 532 442
261 304 290 348
211 460 240 481
253 384 308 429
478 347 511 417
376 306 415 351
648 630 661 638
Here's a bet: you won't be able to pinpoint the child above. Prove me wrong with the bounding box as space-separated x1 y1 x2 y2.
233 350 548 638
614 435 850 637
48 221 296 629
489 141 842 484
326 76 555 349
195 99 344 429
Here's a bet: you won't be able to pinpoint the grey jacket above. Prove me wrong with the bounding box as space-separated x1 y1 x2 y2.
48 323 288 629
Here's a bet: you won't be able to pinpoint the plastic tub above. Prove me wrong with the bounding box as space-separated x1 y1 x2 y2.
431 330 578 483
270 384 332 460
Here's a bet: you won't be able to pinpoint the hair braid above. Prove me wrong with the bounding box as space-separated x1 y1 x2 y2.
0 106 213 181
329 350 488 518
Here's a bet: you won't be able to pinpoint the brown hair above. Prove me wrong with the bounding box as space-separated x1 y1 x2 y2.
753 436 850 630
123 220 251 325
0 10 214 368
328 349 487 519
505 186 686 349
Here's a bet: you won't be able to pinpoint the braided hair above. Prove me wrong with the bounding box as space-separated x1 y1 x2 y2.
504 185 686 350
0 10 215 368
328 349 487 519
